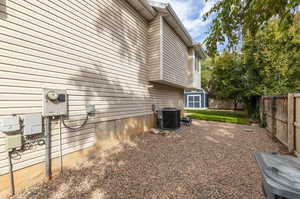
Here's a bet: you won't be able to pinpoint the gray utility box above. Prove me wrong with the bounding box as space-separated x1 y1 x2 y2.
254 152 300 199
42 89 68 117
86 104 96 114
0 116 20 133
6 134 22 151
23 114 42 136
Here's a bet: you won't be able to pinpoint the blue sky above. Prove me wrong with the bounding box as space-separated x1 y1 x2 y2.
151 0 217 43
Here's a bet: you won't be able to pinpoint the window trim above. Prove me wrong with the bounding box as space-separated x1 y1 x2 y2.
187 94 202 108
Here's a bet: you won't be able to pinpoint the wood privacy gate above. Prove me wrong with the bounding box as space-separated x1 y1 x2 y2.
261 93 300 155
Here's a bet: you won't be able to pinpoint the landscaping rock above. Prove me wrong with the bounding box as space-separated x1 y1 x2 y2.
13 120 286 199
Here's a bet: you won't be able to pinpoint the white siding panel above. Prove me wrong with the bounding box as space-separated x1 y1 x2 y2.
148 16 161 81
162 19 189 88
0 0 184 175
149 83 184 110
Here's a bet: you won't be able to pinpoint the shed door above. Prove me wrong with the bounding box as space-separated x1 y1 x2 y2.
187 95 201 108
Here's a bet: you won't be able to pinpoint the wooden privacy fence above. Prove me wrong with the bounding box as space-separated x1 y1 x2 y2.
261 93 300 155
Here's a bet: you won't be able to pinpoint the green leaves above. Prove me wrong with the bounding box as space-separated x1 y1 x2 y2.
243 14 300 95
203 0 299 56
202 52 246 103
201 13 299 114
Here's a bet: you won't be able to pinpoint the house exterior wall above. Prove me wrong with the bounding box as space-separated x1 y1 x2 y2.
187 49 195 89
148 17 196 89
194 53 202 89
0 0 184 196
148 15 161 82
161 19 189 88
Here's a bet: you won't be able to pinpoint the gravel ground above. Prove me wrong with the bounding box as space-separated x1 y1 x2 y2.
13 120 287 199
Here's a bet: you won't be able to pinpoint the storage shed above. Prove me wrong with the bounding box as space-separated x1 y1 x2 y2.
184 89 208 109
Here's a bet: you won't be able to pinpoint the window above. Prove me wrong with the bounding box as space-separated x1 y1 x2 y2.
187 95 201 108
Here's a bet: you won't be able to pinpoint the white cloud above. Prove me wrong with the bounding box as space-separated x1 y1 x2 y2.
150 0 218 42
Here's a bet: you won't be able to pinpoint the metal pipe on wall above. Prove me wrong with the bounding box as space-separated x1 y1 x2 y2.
59 116 63 174
44 117 51 180
7 151 15 196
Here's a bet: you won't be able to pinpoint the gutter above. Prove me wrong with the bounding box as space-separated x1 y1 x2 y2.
126 0 157 21
193 42 208 59
128 0 207 58
148 0 193 47
140 0 157 18
166 4 193 46
148 1 207 57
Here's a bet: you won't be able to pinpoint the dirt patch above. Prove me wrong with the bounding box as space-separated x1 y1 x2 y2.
13 120 287 199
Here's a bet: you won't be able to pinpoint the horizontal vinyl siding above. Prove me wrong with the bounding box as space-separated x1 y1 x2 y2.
162 19 189 88
0 0 184 175
148 16 161 81
0 0 150 175
150 83 184 110
0 84 183 175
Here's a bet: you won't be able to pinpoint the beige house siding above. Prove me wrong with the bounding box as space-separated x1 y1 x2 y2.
187 49 195 89
148 17 192 89
186 49 202 89
0 0 184 178
149 83 184 110
148 15 162 81
162 19 189 88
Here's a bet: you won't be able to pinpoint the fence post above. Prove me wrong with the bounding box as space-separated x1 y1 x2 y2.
260 97 264 122
287 93 295 153
271 97 276 135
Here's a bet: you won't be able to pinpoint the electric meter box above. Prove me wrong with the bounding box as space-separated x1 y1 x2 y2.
0 116 20 133
23 114 42 136
42 89 68 117
6 134 22 151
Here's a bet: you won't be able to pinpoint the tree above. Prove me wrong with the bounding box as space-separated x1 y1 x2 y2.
201 58 214 93
242 13 300 96
201 13 300 117
201 0 300 118
203 0 299 56
209 52 246 110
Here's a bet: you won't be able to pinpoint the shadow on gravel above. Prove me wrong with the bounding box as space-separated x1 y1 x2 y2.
13 142 135 199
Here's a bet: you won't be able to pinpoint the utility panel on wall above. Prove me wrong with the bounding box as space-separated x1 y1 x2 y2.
42 89 68 117
5 134 22 151
23 114 43 136
0 116 20 133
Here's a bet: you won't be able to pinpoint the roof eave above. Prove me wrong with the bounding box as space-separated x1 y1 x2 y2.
166 4 194 47
193 43 208 59
148 1 193 47
126 0 157 21
128 0 207 58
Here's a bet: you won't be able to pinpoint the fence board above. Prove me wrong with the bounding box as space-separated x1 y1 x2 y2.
275 97 288 145
295 96 300 155
261 93 299 153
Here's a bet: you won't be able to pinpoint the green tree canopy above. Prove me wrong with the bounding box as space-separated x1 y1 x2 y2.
204 0 299 56
202 13 300 116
